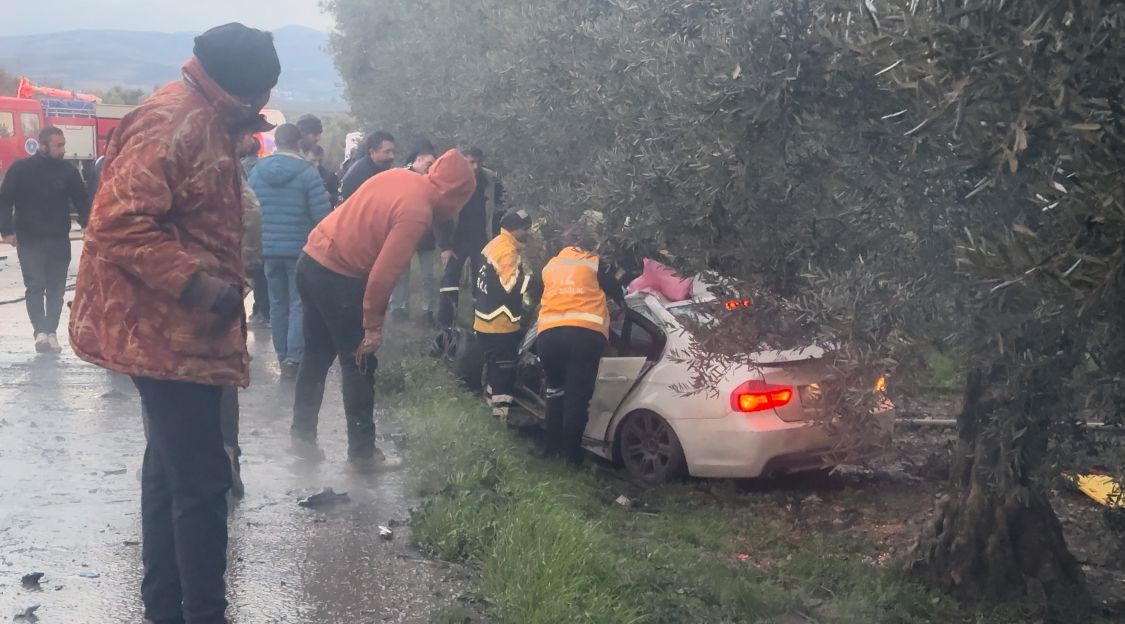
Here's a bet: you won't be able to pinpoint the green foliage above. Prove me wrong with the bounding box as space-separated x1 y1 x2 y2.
94 85 147 105
317 114 354 172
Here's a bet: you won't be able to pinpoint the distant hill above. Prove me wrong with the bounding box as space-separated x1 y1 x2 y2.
0 26 343 104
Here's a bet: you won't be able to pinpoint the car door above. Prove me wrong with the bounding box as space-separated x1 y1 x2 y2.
583 312 662 445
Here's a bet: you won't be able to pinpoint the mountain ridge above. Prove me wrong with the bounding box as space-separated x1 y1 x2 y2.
0 26 342 103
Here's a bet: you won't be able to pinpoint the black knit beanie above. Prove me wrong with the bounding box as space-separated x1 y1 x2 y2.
193 23 281 97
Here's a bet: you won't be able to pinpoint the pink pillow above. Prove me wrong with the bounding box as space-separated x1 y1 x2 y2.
628 259 694 302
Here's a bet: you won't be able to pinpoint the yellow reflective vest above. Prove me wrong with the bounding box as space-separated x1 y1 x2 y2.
473 229 531 334
538 247 609 338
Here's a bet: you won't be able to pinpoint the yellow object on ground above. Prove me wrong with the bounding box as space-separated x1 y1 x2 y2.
1074 474 1125 508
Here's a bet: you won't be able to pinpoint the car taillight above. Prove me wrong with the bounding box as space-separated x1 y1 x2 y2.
731 381 794 413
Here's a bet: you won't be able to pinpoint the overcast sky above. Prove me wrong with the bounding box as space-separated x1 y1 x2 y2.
5 0 334 35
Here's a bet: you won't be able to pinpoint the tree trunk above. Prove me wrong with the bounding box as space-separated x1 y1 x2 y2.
905 369 1089 618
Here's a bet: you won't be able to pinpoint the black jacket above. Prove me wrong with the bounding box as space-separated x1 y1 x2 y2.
0 153 90 241
436 168 503 256
339 156 391 202
318 165 340 207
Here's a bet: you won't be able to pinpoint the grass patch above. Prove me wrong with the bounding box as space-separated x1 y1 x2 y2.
921 348 963 395
377 340 953 623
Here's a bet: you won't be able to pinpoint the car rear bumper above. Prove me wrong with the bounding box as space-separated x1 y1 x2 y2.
675 408 895 479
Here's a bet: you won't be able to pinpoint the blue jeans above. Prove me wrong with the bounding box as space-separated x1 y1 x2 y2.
390 249 438 313
264 257 303 363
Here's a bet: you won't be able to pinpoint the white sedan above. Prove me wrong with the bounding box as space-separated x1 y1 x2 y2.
458 281 895 483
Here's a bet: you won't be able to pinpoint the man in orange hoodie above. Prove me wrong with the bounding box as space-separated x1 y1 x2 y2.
69 23 279 624
293 149 476 469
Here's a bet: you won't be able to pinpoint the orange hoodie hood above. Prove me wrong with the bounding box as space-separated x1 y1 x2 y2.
427 149 477 221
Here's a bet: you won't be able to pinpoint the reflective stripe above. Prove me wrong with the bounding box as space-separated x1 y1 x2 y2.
439 287 460 293
519 275 531 295
545 387 565 399
498 271 519 293
549 257 598 270
475 306 521 322
539 311 605 326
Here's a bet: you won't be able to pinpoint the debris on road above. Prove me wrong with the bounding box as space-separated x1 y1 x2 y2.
378 526 394 540
101 468 127 476
297 487 350 509
615 495 631 507
13 603 40 620
77 571 100 579
123 540 140 546
21 573 44 589
1071 473 1125 508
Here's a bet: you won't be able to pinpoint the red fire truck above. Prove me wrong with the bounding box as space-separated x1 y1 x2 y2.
1 77 284 183
0 78 132 183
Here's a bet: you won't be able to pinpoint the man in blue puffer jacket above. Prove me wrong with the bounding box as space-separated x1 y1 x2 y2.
250 123 332 378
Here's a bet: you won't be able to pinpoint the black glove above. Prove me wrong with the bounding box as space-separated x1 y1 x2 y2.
181 273 243 320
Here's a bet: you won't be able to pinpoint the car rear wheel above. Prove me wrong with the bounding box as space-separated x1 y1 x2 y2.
618 411 685 484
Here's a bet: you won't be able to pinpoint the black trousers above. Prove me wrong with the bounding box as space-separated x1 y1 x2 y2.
537 326 606 464
437 251 482 326
219 388 239 454
17 237 71 336
133 377 230 624
478 331 521 418
292 254 378 459
249 264 269 319
143 387 239 453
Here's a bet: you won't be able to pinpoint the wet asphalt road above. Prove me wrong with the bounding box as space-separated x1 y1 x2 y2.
0 241 467 623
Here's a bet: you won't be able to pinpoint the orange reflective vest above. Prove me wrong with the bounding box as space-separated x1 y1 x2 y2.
473 228 530 334
538 247 609 338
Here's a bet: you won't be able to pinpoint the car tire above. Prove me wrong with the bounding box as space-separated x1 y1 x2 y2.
617 410 686 484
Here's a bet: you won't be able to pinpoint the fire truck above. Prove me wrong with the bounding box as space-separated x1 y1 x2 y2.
1 77 284 183
0 78 131 183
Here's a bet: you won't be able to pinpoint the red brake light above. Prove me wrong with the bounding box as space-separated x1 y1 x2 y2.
724 299 752 310
731 381 793 413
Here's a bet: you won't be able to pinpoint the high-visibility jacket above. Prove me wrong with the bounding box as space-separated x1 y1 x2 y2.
538 247 609 338
473 228 531 334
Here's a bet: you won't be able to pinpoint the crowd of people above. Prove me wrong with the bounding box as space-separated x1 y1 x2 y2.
0 22 631 624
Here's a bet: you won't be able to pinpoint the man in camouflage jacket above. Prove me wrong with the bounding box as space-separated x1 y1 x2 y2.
69 23 280 624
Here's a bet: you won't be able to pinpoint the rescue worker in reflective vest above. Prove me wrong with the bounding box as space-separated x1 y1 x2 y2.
536 224 628 464
473 209 535 422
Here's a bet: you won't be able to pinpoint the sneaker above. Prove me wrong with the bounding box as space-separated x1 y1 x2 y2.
45 333 62 353
391 308 409 323
226 446 244 499
290 434 326 462
34 333 50 353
